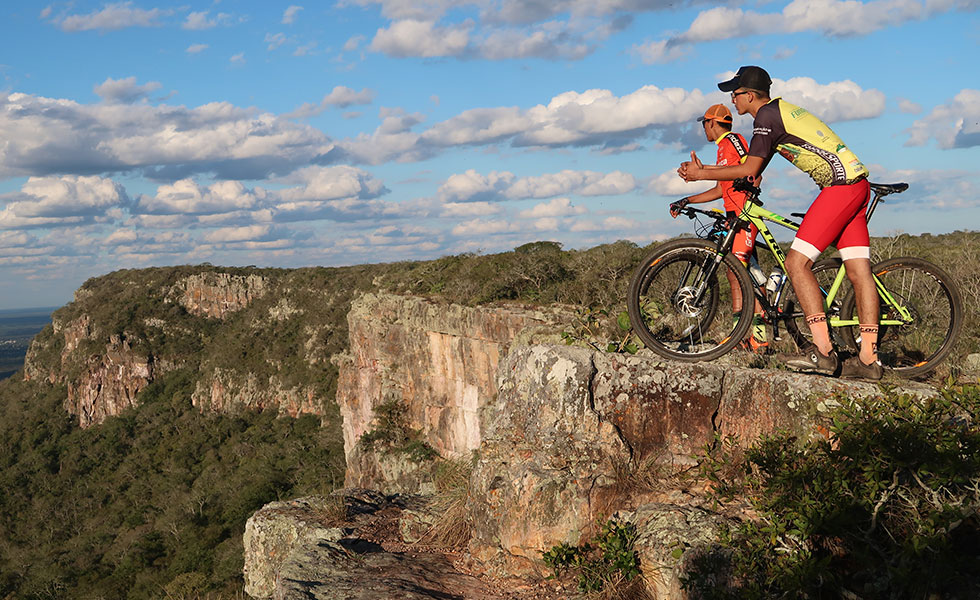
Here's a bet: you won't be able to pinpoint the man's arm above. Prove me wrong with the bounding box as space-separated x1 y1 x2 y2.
678 153 765 182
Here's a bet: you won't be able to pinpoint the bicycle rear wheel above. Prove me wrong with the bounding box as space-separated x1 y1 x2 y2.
839 257 962 377
780 258 854 351
627 239 754 362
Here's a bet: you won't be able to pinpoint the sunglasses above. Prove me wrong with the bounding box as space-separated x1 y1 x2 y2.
731 90 753 100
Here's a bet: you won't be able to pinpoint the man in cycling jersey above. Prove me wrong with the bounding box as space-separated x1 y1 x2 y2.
677 66 881 380
671 103 768 352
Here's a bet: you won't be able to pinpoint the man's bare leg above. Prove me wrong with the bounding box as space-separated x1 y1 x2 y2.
785 249 833 355
843 257 879 364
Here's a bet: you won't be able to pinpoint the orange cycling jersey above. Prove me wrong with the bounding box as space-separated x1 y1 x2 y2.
716 131 750 212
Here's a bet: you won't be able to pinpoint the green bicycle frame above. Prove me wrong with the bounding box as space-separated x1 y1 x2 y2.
736 197 913 328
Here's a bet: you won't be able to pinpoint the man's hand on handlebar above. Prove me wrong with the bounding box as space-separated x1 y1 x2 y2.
669 198 690 218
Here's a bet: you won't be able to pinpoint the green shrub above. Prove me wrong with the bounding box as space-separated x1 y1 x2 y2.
683 385 980 599
543 519 642 593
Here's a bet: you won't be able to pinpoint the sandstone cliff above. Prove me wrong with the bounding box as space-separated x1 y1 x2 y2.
245 292 938 599
23 267 350 427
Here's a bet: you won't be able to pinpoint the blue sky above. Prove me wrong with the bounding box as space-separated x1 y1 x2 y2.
0 0 978 310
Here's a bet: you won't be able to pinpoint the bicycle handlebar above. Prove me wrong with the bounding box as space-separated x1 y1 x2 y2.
672 204 752 234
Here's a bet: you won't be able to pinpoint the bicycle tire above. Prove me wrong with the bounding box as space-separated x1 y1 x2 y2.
627 238 754 362
838 257 963 377
780 258 854 351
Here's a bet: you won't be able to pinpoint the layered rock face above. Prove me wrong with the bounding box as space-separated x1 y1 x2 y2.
466 345 917 578
24 271 273 427
171 272 268 319
190 369 319 417
322 293 938 596
336 293 573 488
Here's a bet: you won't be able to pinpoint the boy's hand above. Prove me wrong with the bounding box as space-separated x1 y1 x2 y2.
669 198 690 218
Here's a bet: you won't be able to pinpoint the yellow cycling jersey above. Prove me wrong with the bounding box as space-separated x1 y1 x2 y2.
749 98 869 188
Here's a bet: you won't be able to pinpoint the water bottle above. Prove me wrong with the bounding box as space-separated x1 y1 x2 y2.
747 256 767 287
766 267 785 293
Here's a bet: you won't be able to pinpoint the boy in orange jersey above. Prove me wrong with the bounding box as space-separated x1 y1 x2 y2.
670 104 767 351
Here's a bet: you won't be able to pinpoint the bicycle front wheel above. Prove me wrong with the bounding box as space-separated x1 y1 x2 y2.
627 239 754 362
839 257 963 377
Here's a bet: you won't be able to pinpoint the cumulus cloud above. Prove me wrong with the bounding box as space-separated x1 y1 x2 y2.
134 179 264 215
772 76 886 122
898 98 923 114
266 32 289 50
346 78 880 165
0 176 130 228
517 197 587 218
284 86 375 119
204 224 272 243
184 11 224 30
438 169 514 202
440 201 503 217
370 19 471 57
93 76 162 104
277 165 387 202
647 168 718 197
905 89 980 149
283 5 304 24
53 2 171 32
437 169 637 203
451 218 516 237
186 43 209 54
634 0 975 63
0 92 335 181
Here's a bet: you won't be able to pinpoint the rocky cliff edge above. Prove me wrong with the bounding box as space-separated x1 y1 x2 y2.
245 292 937 599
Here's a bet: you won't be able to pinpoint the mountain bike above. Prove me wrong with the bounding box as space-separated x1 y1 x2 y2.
626 180 962 377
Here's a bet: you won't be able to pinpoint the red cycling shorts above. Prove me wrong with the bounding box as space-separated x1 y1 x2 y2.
791 178 870 262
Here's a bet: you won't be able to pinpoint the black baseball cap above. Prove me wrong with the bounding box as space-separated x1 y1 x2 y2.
717 66 772 93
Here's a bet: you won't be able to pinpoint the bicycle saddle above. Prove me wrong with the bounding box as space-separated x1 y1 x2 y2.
869 182 909 196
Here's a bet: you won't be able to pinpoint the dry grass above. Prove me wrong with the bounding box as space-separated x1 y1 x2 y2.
417 457 474 547
308 493 350 527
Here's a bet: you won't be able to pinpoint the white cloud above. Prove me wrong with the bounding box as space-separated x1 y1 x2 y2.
507 170 637 199
93 76 162 104
343 35 365 51
55 2 171 32
284 86 375 119
183 11 216 30
204 225 272 243
517 197 587 218
186 43 209 54
135 179 263 215
451 218 515 236
230 52 246 64
438 169 514 202
440 201 503 217
648 168 717 198
0 176 130 228
266 32 289 50
370 20 471 57
478 24 591 60
898 98 923 114
635 0 976 63
282 6 304 24
773 77 886 122
905 89 980 149
0 92 335 180
277 165 386 202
